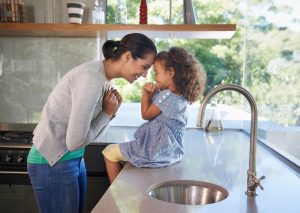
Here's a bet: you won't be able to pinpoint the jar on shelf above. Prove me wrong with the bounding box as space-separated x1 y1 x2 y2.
115 0 127 24
0 0 25 23
92 0 106 24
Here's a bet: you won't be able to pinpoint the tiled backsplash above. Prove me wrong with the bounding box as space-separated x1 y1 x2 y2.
0 37 101 123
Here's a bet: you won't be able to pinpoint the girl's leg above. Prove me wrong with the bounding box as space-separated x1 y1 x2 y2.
104 156 122 183
27 157 86 213
102 144 125 183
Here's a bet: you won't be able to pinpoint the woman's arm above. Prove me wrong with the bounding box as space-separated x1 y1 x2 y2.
141 83 161 120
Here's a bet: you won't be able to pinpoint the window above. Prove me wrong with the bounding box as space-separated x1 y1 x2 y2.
111 0 300 167
0 0 299 167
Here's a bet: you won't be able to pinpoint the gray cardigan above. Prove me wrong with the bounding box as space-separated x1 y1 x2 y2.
33 61 111 166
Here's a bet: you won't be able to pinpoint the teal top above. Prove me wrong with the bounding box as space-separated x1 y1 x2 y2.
27 144 85 164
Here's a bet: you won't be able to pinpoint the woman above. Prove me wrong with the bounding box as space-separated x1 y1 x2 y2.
27 33 157 213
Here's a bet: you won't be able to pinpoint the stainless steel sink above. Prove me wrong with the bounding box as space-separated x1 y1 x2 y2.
148 180 229 205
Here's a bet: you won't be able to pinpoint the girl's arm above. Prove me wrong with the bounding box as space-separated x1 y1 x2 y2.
141 83 161 120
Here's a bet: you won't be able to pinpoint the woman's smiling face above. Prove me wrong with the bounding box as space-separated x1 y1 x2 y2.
123 52 156 83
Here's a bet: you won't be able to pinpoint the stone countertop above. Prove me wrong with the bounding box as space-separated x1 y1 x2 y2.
92 128 300 213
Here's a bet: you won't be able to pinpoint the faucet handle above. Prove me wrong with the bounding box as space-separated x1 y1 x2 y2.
256 175 265 190
246 172 265 196
258 175 265 180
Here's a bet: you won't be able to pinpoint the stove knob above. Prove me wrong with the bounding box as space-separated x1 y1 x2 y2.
17 155 25 163
5 155 13 162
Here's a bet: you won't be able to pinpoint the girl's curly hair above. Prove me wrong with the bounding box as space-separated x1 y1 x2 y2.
155 47 207 103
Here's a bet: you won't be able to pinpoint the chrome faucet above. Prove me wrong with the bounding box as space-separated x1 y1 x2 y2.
197 84 265 196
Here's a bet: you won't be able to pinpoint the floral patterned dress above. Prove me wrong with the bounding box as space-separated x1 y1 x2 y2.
119 89 187 168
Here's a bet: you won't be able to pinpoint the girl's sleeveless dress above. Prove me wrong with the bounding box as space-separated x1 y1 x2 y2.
119 89 187 168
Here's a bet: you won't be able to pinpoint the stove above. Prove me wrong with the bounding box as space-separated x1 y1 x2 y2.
0 131 33 144
0 123 38 212
0 123 35 175
0 123 110 212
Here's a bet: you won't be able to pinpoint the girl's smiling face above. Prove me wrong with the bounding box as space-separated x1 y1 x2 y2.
153 60 175 90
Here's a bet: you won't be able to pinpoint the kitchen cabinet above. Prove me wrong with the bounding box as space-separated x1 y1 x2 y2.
85 143 111 212
0 23 236 39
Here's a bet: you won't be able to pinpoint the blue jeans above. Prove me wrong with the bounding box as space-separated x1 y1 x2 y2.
27 157 87 213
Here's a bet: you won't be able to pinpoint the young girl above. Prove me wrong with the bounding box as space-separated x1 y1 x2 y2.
102 47 207 183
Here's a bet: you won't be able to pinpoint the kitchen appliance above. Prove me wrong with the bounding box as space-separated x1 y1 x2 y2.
0 122 110 212
0 123 37 212
0 123 34 180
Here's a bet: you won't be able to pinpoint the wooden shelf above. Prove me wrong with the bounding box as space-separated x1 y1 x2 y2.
0 23 236 39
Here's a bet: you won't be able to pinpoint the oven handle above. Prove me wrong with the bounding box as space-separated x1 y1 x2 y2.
0 171 28 174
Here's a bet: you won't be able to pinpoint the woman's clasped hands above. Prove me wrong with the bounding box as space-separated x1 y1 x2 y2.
103 88 123 119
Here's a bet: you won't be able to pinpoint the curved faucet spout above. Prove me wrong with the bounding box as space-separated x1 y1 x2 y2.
197 84 264 196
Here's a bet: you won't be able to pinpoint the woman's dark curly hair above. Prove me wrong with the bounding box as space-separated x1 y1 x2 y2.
155 47 207 103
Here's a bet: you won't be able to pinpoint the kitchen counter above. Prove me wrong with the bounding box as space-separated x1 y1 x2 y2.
92 127 300 213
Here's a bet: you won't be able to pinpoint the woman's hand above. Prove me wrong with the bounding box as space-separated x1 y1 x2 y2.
102 89 119 118
111 89 123 117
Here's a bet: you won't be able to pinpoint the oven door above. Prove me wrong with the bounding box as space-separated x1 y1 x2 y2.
0 145 39 213
0 143 111 213
0 173 39 213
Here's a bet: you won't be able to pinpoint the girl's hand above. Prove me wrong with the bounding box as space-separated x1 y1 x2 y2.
102 89 119 117
141 83 162 120
143 82 158 93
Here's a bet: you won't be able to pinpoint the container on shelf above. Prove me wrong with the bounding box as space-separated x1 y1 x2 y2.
66 2 85 24
139 0 147 24
92 0 106 24
115 0 127 24
183 0 196 24
0 0 25 23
